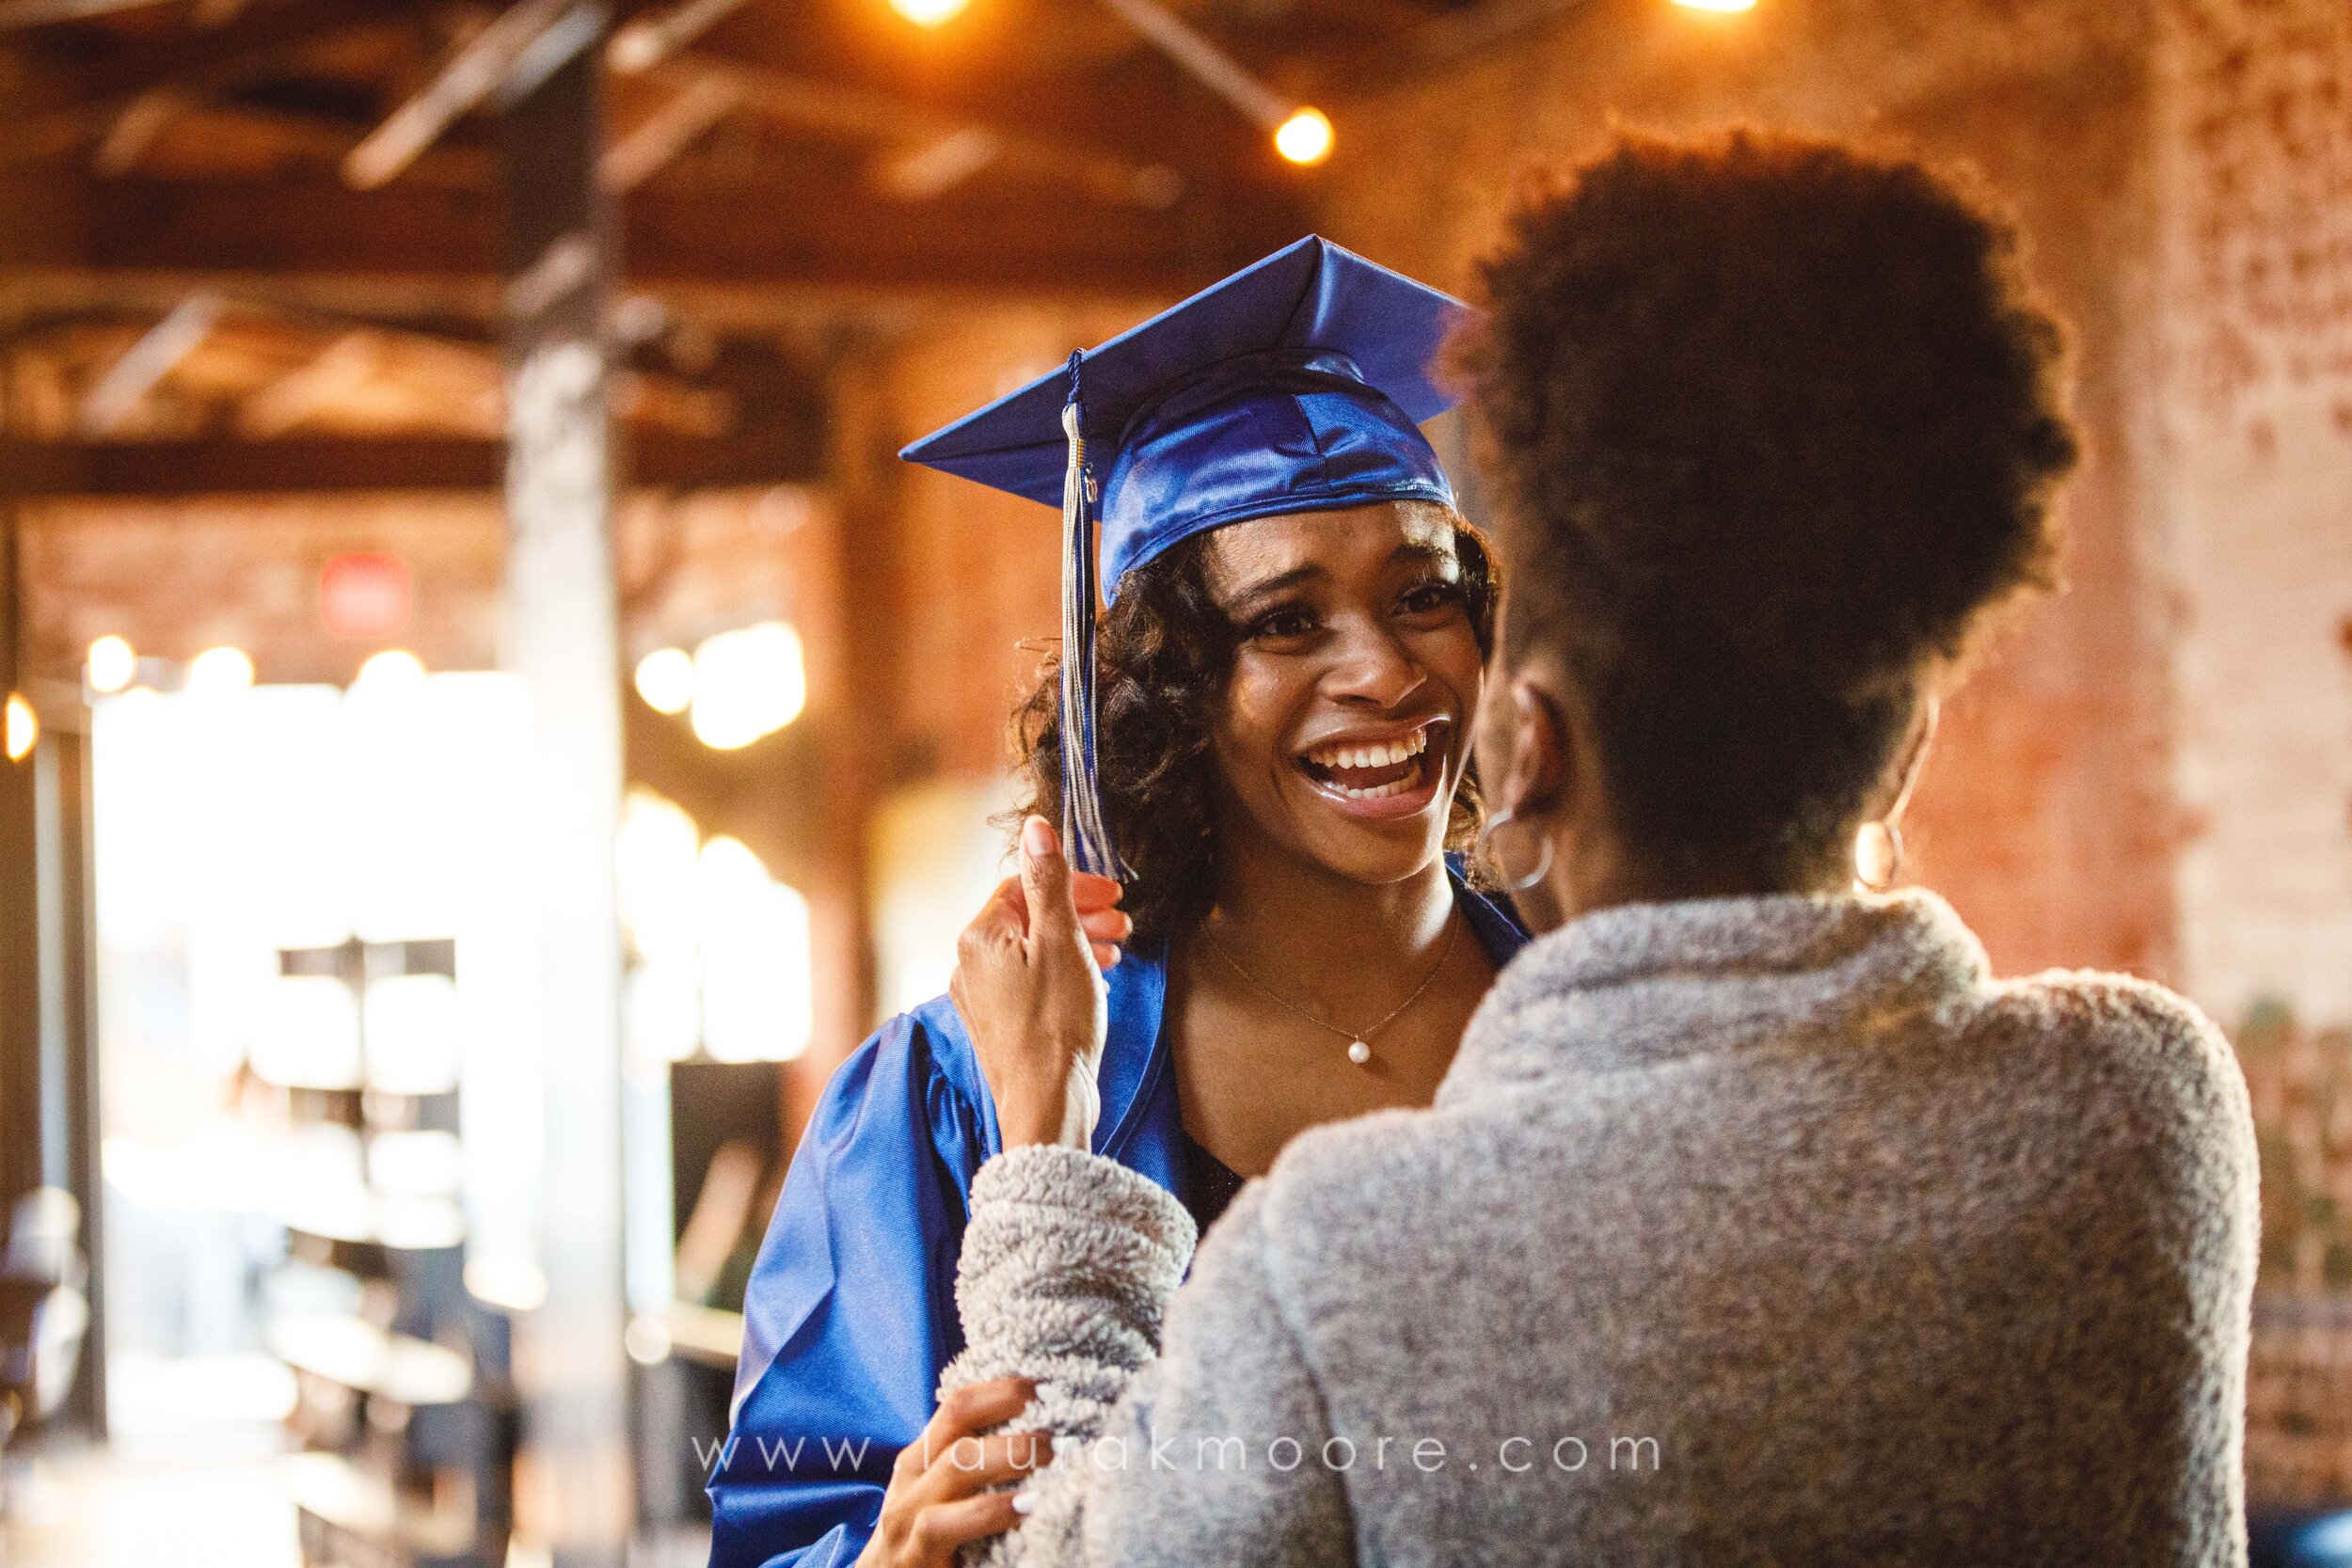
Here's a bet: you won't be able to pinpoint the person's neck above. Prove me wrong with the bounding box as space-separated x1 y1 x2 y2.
1548 833 1848 929
1200 830 1455 975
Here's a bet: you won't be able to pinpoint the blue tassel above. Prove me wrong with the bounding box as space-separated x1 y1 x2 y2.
1058 352 1123 880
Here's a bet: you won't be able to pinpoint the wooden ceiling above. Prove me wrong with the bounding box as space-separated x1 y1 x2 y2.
0 0 1537 496
0 0 1513 295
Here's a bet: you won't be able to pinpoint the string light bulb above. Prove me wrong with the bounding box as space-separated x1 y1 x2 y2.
186 645 256 694
690 622 805 752
1672 0 1757 10
634 647 695 716
356 648 428 690
889 0 970 24
1275 106 1333 166
5 693 37 762
87 634 135 695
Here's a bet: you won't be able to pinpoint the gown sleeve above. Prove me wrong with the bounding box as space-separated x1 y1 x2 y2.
706 1011 991 1568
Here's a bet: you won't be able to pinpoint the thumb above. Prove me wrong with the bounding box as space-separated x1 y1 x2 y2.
1018 816 1081 942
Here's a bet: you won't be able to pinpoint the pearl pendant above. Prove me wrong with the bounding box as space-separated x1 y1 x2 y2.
1346 1039 1372 1066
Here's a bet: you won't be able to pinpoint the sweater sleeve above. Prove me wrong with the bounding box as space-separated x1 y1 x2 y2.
941 1145 1356 1568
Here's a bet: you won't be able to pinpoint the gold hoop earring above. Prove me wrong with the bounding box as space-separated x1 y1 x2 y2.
1475 808 1555 894
1852 819 1903 892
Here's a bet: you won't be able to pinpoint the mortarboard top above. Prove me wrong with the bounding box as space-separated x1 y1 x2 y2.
898 235 1470 881
899 234 1466 593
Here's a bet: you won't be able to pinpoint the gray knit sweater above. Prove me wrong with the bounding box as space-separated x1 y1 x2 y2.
942 890 2260 1566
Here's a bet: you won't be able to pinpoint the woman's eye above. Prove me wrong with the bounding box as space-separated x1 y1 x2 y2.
1398 580 1466 616
1246 607 1317 641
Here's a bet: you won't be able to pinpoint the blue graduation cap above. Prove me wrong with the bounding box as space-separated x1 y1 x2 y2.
900 234 1469 880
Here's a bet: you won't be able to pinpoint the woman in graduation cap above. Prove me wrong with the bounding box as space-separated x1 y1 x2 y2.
706 237 1530 1568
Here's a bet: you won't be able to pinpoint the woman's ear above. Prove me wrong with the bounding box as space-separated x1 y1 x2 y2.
1475 658 1572 825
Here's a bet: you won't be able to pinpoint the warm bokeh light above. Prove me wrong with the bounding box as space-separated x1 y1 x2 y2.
697 835 814 1063
690 621 806 751
86 634 136 694
605 18 664 72
4 693 36 762
185 645 256 694
465 1256 548 1313
318 551 413 641
616 789 702 967
1672 0 1757 10
356 648 428 689
624 1312 674 1366
1275 106 1334 166
615 790 813 1065
889 0 970 24
633 646 696 715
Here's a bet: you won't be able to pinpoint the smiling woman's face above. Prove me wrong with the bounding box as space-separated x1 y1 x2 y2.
1198 501 1485 890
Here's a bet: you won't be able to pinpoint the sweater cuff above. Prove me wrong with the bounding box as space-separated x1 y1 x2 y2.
950 1147 1198 1389
971 1145 1199 1255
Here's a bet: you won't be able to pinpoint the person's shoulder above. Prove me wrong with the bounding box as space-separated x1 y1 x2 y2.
1976 968 2255 1184
1979 967 2234 1092
802 996 982 1142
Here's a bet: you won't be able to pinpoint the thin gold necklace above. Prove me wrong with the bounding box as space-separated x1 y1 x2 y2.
1198 909 1462 1069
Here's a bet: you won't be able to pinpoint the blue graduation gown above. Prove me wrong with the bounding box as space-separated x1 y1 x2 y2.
706 876 1527 1568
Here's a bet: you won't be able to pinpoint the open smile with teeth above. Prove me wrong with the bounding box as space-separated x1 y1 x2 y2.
1298 725 1437 800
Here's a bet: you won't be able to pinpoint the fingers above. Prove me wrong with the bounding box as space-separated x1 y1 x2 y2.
999 874 1124 929
908 1378 1032 1467
875 1380 1042 1566
1017 816 1081 942
1078 907 1133 948
905 1489 1022 1564
999 878 1124 966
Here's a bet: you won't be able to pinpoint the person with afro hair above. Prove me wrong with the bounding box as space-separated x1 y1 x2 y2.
890 129 2260 1568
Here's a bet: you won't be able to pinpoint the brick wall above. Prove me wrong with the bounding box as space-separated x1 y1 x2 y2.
868 299 1159 784
2155 0 2352 1032
2151 0 2352 1497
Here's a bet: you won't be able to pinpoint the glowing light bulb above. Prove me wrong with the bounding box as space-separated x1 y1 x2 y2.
889 0 970 25
690 622 806 752
1672 0 1756 11
87 635 136 694
186 645 255 694
4 693 35 762
356 648 427 690
1275 107 1333 166
634 647 695 715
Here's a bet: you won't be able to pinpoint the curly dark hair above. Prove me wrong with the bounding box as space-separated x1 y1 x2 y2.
1010 506 1500 947
1445 128 2081 890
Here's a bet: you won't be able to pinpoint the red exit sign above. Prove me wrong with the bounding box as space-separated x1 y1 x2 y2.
319 552 412 640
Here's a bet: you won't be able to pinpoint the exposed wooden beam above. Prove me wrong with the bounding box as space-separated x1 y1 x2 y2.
0 0 173 27
598 72 741 192
605 0 751 74
2 0 419 168
645 6 1270 173
74 291 221 436
1369 0 1599 82
0 427 824 496
654 54 1184 211
344 0 597 189
1098 0 1295 132
71 174 1302 293
871 126 1001 203
234 329 388 438
91 87 197 178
